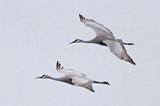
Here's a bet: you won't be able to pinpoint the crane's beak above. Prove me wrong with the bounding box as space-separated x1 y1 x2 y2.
69 41 75 44
35 76 42 79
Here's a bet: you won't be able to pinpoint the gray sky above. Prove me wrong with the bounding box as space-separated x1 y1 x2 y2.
0 0 160 106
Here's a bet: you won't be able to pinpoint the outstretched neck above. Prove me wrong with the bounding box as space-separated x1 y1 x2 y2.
79 39 92 43
46 75 73 85
46 75 62 81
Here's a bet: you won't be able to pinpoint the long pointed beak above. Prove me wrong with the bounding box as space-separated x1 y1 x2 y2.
35 76 41 79
69 41 74 44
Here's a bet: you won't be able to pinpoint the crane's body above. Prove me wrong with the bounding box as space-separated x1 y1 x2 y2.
70 14 135 65
36 61 110 92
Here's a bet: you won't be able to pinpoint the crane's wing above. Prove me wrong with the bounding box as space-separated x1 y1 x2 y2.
79 14 115 39
56 61 86 77
71 77 95 92
72 77 89 86
84 83 95 92
103 39 135 65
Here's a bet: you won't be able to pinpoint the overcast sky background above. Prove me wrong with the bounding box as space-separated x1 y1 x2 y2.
0 0 160 106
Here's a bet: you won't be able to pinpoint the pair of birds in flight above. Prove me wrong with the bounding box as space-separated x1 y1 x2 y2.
36 14 136 92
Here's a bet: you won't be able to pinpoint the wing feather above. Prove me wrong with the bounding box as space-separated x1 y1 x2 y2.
103 39 135 65
79 14 114 39
56 61 86 77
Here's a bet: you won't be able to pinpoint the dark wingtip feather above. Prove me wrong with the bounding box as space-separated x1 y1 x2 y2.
56 61 62 70
56 61 59 70
123 56 136 65
128 58 136 65
131 61 136 65
56 61 59 64
79 14 82 18
90 89 95 92
79 14 85 21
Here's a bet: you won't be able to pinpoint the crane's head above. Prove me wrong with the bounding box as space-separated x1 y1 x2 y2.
36 74 50 79
69 39 83 44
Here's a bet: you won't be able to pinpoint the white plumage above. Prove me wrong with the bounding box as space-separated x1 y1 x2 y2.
70 14 135 65
36 61 110 92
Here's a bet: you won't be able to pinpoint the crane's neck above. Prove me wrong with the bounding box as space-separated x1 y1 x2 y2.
79 39 95 43
80 39 107 46
46 75 63 82
46 75 74 85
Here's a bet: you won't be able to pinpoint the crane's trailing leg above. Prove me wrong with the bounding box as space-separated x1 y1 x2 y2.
93 81 110 86
123 42 134 45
